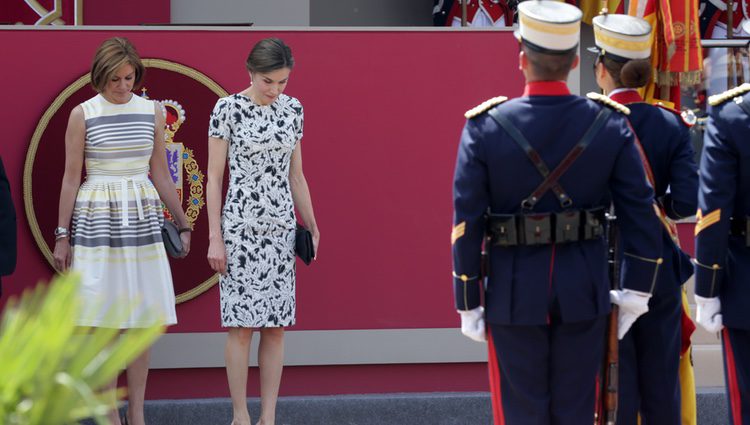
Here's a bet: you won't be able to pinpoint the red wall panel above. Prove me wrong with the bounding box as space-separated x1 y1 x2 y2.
676 222 695 257
0 29 519 397
84 2 170 25
1 29 523 332
140 363 490 399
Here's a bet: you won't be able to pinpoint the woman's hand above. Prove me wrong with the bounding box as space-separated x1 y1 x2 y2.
53 238 72 271
207 237 227 275
179 231 191 258
312 227 320 260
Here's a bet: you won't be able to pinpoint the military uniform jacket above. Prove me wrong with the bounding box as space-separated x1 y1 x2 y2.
610 90 698 294
695 84 750 329
452 81 663 326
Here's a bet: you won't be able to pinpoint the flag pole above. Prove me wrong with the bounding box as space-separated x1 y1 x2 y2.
727 0 734 38
727 0 736 88
462 0 468 27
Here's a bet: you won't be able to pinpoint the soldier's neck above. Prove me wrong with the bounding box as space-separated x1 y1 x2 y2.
522 81 571 97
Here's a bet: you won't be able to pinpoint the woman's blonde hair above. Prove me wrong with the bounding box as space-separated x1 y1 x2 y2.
90 37 145 93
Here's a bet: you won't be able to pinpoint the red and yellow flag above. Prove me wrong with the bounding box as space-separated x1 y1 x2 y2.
628 0 703 107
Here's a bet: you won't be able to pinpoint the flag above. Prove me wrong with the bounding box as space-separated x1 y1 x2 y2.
680 290 698 425
629 0 703 106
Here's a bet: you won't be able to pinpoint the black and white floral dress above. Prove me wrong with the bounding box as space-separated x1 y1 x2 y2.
209 93 303 328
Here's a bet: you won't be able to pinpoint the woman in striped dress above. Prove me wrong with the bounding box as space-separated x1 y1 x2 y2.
53 37 191 425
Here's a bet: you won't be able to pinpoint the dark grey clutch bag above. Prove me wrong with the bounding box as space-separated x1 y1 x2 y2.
161 220 183 258
295 223 314 265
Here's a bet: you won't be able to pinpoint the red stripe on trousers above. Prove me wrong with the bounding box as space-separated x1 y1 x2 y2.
487 327 506 425
594 374 603 424
723 328 743 424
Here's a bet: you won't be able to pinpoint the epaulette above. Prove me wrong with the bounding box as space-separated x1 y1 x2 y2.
586 92 631 115
654 102 696 127
464 96 508 119
708 83 750 106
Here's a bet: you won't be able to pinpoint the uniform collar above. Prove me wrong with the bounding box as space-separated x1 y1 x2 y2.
609 88 643 105
522 81 571 97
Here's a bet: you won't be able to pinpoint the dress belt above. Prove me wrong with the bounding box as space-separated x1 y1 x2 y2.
86 173 148 227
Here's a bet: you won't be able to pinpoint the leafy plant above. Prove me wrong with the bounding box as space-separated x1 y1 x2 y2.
0 273 164 425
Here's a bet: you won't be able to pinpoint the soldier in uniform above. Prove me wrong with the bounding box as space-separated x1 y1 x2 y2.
451 2 664 424
444 0 514 27
693 80 750 425
591 14 698 425
699 0 750 39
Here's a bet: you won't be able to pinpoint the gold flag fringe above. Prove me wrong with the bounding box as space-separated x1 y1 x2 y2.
654 70 704 87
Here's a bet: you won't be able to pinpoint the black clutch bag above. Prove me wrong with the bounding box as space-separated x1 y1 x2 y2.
295 223 314 265
161 220 184 258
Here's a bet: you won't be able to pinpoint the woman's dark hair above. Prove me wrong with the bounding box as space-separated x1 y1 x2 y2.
246 38 294 74
600 55 652 89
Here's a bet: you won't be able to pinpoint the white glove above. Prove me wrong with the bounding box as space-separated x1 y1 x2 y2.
695 295 723 334
458 306 486 342
609 289 651 340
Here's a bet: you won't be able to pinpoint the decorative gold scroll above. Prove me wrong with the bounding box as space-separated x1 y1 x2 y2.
24 0 83 25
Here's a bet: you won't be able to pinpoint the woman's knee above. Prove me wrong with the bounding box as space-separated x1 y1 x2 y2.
228 327 254 345
260 327 284 341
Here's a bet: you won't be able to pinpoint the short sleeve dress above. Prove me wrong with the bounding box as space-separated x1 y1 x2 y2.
209 93 303 328
72 93 177 328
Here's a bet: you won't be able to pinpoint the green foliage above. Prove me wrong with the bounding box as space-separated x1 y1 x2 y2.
0 273 165 425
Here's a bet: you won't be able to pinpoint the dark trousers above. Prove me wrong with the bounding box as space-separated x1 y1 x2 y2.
616 287 682 425
487 316 606 425
722 327 750 425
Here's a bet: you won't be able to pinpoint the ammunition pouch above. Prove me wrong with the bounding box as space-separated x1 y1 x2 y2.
487 207 606 247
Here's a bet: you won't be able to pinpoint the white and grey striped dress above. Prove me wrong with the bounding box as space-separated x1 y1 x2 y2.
71 93 176 328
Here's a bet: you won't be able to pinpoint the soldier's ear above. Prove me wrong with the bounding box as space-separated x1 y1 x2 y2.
593 61 605 80
571 55 580 71
519 50 527 72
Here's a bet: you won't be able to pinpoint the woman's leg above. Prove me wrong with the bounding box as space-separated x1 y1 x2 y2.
257 327 285 425
226 327 254 425
104 376 123 425
125 349 150 425
78 329 122 425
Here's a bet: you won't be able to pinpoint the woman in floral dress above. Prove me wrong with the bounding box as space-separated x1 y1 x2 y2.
206 38 319 425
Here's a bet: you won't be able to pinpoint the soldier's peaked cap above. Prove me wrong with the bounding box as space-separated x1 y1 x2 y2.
592 14 652 62
514 1 583 55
